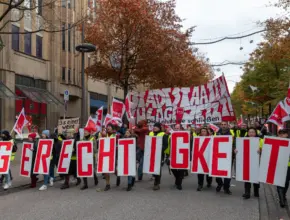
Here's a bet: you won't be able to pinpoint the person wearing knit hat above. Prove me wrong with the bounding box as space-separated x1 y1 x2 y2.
148 122 169 191
28 133 39 188
79 127 99 190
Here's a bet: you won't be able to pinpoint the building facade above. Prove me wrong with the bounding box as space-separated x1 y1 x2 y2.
0 0 124 132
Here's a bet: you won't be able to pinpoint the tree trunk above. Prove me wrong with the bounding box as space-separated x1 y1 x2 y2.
123 84 128 100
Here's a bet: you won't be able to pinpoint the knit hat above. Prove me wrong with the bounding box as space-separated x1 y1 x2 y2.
1 130 10 138
28 133 37 140
42 130 50 138
153 122 162 131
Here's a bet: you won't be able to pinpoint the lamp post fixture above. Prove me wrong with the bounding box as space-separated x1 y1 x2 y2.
75 28 96 127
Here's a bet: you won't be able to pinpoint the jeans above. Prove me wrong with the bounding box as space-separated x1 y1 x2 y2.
44 161 55 185
43 175 49 185
277 166 290 196
3 169 11 184
128 176 135 185
137 149 144 179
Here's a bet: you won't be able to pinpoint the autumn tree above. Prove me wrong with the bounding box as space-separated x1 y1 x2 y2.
0 0 86 34
85 0 213 98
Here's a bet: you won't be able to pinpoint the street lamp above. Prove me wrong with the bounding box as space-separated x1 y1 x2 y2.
75 35 96 127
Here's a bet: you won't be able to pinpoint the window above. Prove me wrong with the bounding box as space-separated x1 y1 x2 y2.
68 24 71 52
62 23 65 50
73 69 75 84
68 69 71 82
35 79 46 89
68 0 71 8
62 67 66 81
36 35 43 58
16 75 35 87
90 92 108 102
24 31 32 55
62 0 66 7
11 25 19 51
37 0 43 15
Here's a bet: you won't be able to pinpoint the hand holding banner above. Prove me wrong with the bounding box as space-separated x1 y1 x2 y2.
57 139 74 174
0 141 13 174
20 142 33 177
143 135 163 175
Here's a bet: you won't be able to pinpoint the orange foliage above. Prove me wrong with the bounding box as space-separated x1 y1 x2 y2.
85 0 213 97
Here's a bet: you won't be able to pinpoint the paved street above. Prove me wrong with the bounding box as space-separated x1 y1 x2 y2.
0 168 260 220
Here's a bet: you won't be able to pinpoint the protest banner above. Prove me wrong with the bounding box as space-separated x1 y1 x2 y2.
209 136 232 178
170 131 190 169
33 139 54 175
126 75 235 125
77 141 94 177
235 138 260 183
20 142 33 177
191 136 212 174
143 136 163 175
0 141 13 174
57 139 75 174
117 138 136 176
259 136 290 187
111 98 125 119
97 138 116 173
58 118 80 134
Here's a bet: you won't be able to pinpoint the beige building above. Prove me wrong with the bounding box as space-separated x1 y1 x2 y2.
0 0 124 132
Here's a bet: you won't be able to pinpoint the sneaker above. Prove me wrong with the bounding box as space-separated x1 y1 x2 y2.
126 185 132 191
60 184 69 190
216 185 222 192
49 177 54 186
8 182 12 187
104 185 111 191
80 185 88 190
3 183 9 190
197 185 203 191
153 185 160 191
39 185 47 191
176 185 182 190
224 189 232 195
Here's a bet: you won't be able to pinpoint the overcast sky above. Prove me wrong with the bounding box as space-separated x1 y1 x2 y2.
174 0 282 92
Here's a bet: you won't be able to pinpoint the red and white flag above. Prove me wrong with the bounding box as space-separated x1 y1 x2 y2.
237 115 243 126
103 114 112 126
111 98 125 119
96 106 103 132
283 83 290 121
209 123 219 133
267 102 288 126
13 108 28 138
85 116 97 130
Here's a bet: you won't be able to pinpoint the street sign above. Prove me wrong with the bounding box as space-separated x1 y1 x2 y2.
64 90 69 101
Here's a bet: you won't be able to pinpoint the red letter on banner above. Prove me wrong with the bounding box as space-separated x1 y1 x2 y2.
243 139 250 181
20 142 33 177
149 137 157 172
192 137 211 173
170 131 190 169
117 138 136 176
33 139 53 174
119 139 133 175
97 138 116 173
210 136 232 177
77 141 93 177
265 138 289 184
57 139 74 174
0 141 13 174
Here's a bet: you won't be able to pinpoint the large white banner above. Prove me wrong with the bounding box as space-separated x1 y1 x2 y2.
191 136 212 174
33 139 54 175
209 136 232 178
259 136 290 187
57 139 75 174
143 136 163 175
236 138 260 183
170 131 190 169
117 138 136 176
77 141 94 177
97 138 116 173
0 141 13 174
20 142 33 177
126 76 235 125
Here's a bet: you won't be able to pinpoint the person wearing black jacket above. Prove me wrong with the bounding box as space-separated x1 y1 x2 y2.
28 133 38 188
149 122 168 191
215 122 235 195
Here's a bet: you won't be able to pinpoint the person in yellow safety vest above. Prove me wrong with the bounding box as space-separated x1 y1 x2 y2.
234 127 261 199
1 130 17 190
39 130 53 191
215 121 235 195
149 122 168 191
276 129 290 208
79 127 99 190
165 124 186 190
103 123 120 191
236 123 248 138
60 129 82 189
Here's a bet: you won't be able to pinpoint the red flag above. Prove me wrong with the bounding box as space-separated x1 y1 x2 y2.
209 123 219 133
237 115 243 126
86 116 97 130
103 114 113 126
96 106 103 132
13 108 28 138
111 98 125 119
267 102 288 126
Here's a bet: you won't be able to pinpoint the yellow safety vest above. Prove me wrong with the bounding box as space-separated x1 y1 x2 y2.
193 132 198 137
149 131 165 137
10 140 16 161
107 133 116 138
236 130 248 138
165 136 171 155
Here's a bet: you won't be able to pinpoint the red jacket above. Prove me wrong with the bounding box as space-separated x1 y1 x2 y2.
134 126 149 150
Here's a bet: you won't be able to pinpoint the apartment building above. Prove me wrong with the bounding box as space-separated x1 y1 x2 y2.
0 0 124 132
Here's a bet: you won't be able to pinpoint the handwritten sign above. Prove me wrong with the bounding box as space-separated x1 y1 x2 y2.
58 118 79 134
